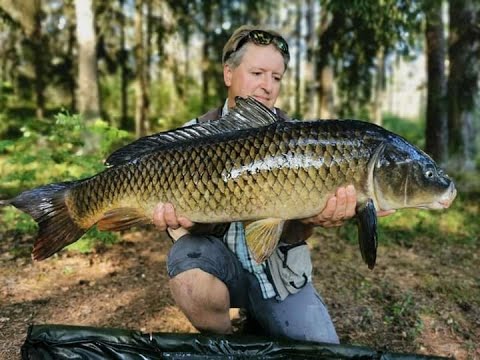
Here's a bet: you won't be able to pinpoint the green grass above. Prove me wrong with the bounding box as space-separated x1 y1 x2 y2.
335 190 479 251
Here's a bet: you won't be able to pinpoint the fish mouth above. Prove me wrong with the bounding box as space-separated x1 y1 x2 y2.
420 184 457 210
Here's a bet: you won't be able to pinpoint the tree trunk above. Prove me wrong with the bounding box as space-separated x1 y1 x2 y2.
447 0 479 170
316 9 336 118
32 4 45 119
119 0 128 130
425 0 448 164
134 0 149 137
371 47 386 126
67 20 76 112
201 0 212 112
145 0 152 131
304 0 317 118
74 0 101 121
294 0 302 118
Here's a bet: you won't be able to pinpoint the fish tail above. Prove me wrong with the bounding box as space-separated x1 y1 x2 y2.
4 181 87 261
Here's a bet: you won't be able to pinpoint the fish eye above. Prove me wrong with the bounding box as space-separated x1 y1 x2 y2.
425 170 434 178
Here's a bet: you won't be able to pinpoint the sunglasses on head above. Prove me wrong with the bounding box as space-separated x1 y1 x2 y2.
223 30 290 63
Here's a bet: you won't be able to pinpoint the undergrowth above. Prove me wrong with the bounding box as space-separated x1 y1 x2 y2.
0 111 133 254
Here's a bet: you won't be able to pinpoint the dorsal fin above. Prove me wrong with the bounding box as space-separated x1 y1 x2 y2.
105 97 277 166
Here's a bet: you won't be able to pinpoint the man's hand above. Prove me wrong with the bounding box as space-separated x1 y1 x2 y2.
152 203 194 239
300 185 357 228
300 185 396 228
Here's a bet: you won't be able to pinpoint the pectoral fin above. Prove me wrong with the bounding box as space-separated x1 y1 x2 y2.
245 218 285 264
356 199 378 270
97 207 150 231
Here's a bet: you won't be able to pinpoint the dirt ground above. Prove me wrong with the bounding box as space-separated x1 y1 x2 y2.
0 226 479 359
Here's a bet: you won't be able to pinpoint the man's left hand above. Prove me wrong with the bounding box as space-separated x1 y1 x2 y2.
300 185 357 228
300 185 396 228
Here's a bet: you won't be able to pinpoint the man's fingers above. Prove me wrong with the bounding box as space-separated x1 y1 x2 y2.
152 203 167 231
178 216 194 229
344 185 357 218
321 196 337 220
164 203 180 229
332 187 347 220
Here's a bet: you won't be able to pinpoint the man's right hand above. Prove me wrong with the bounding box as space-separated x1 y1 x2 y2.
152 203 194 239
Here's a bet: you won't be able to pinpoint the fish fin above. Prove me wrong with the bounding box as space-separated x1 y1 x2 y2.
356 199 378 270
105 97 277 166
97 207 150 231
245 218 285 264
5 181 87 261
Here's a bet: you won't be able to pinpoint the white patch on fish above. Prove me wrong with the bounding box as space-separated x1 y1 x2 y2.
222 153 325 181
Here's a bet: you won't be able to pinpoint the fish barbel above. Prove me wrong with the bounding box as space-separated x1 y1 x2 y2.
0 97 456 267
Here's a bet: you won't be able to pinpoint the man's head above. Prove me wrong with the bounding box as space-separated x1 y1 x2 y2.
222 26 290 110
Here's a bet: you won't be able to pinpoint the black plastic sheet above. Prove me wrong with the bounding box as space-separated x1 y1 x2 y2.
21 324 451 360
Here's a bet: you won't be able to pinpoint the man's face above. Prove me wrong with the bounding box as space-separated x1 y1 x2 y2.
224 43 286 110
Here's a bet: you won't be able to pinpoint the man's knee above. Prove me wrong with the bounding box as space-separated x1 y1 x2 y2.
169 268 229 311
169 268 231 333
167 234 246 305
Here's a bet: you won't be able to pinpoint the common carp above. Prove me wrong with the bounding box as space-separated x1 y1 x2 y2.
0 97 456 268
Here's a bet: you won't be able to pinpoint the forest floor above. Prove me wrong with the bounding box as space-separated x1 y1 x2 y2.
0 224 479 359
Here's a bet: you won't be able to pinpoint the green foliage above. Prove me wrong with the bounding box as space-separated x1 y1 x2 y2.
66 227 118 254
150 78 205 131
0 110 132 251
0 206 38 235
382 113 425 149
325 0 423 115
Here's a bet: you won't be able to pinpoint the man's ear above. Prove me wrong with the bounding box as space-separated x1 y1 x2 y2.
224 64 232 86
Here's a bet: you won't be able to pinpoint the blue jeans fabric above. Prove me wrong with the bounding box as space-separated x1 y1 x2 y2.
167 234 339 344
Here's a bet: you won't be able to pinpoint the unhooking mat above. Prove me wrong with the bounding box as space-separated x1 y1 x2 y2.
21 324 451 360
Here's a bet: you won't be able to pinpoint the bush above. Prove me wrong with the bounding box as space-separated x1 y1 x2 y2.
0 111 132 254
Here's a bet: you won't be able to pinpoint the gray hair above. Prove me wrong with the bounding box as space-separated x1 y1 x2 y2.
222 25 290 71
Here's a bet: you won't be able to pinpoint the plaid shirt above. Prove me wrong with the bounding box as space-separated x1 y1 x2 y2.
223 222 277 298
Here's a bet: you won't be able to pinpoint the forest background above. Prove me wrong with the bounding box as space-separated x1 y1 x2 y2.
0 0 479 359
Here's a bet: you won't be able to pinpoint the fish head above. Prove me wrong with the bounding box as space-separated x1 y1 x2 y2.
372 139 456 211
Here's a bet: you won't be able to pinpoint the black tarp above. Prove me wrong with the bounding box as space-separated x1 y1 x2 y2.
21 324 452 360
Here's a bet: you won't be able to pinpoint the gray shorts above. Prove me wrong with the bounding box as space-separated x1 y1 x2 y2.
167 234 339 343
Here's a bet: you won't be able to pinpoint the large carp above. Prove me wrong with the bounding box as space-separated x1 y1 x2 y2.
0 97 456 268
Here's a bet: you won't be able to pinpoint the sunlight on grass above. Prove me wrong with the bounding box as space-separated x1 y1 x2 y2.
65 228 118 254
376 192 478 248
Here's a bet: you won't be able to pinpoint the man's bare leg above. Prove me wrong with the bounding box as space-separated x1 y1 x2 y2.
169 268 232 334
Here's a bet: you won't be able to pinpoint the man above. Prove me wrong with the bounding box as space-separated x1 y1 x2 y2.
152 26 357 343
